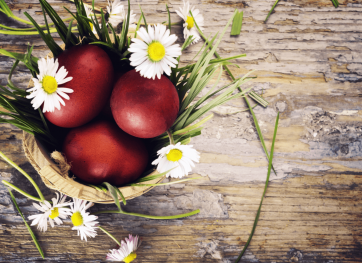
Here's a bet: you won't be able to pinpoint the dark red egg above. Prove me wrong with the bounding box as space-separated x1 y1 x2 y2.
62 119 148 186
44 45 114 128
110 70 179 138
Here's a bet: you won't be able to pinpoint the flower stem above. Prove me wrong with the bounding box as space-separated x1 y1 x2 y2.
166 129 175 145
2 180 42 202
92 209 200 219
98 226 122 247
0 151 45 201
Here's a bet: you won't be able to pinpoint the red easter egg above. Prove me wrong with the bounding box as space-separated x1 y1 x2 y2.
62 119 148 186
110 70 179 138
44 45 114 128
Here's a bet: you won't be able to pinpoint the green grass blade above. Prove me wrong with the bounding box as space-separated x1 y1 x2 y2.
248 91 269 107
115 188 126 205
134 15 142 38
131 168 174 184
234 112 279 263
128 177 204 187
331 0 339 7
8 188 45 259
166 4 171 30
265 0 280 22
139 5 148 32
102 182 121 211
0 151 45 201
230 10 243 36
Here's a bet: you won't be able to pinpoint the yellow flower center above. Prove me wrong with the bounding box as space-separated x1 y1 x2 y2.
186 16 194 30
166 149 183 162
124 252 137 263
148 41 166 62
71 211 83 227
42 75 58 94
49 207 59 219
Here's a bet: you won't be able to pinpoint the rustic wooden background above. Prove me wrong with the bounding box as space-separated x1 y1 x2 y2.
1 0 362 262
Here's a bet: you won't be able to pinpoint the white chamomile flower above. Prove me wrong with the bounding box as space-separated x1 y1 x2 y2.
128 24 182 80
106 234 141 263
85 6 99 34
152 142 200 179
175 1 204 44
70 198 99 241
28 193 72 232
26 57 73 113
106 0 137 29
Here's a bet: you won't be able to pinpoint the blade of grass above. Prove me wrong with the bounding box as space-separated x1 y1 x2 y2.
331 0 339 7
128 177 204 187
0 151 45 201
102 182 121 211
230 9 243 36
2 180 42 202
134 15 142 38
265 0 280 22
8 188 45 259
166 4 171 31
114 188 126 205
248 91 269 107
234 112 279 263
93 208 200 219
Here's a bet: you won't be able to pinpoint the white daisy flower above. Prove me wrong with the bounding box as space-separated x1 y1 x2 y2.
106 234 141 262
85 6 99 34
128 24 182 80
175 1 204 44
106 0 137 29
70 198 99 241
26 57 73 113
28 193 73 232
152 142 200 178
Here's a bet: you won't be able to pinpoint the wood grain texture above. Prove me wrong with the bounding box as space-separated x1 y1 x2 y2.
1 0 362 262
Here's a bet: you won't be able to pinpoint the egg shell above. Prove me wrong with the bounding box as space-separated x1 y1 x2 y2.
62 119 148 186
44 44 114 128
110 70 179 138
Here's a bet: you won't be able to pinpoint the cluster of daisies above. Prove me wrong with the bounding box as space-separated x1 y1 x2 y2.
29 192 141 262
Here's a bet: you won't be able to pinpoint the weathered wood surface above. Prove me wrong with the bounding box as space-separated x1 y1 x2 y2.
1 0 362 262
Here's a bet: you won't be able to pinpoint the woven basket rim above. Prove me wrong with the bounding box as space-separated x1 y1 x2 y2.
23 131 165 204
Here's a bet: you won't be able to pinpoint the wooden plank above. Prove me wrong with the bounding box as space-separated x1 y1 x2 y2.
0 0 361 262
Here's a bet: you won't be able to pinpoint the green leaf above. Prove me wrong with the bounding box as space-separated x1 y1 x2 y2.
131 168 174 184
331 0 339 7
265 0 280 22
0 0 13 17
248 91 269 107
166 4 171 31
129 177 204 187
114 187 126 205
38 0 78 46
134 15 142 38
7 188 45 258
139 5 148 32
24 12 63 57
234 112 279 263
230 10 243 36
102 182 122 211
0 48 38 73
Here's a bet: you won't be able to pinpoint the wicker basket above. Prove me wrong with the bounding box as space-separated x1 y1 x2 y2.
23 132 164 203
